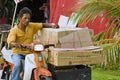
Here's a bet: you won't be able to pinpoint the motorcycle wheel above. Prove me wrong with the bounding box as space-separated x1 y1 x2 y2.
4 65 11 80
40 76 52 80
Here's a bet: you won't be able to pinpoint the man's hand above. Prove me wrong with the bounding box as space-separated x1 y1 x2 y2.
42 23 59 28
51 23 59 28
10 42 21 48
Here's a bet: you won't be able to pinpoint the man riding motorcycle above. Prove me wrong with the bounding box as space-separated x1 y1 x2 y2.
7 7 58 80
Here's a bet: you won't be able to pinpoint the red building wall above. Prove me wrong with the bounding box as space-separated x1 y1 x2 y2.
50 0 108 35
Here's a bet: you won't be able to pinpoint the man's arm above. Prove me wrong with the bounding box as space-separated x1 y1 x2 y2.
7 29 21 48
9 41 21 48
42 23 59 28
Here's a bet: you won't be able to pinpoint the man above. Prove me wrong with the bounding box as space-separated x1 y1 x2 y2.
7 7 58 80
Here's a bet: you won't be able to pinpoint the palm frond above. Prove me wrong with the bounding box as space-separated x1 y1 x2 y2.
94 31 105 41
71 0 120 40
73 0 120 69
74 1 114 24
100 43 120 69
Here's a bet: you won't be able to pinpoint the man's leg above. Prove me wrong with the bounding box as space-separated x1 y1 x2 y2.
23 54 36 80
11 54 24 80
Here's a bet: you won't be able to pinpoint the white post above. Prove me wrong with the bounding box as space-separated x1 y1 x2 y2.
11 3 18 28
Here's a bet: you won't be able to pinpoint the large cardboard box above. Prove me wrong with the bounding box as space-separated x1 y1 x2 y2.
48 46 104 66
40 28 93 48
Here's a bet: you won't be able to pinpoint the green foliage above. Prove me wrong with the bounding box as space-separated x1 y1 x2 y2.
100 43 120 69
92 68 120 80
94 31 105 41
74 0 120 69
75 0 120 39
93 38 120 69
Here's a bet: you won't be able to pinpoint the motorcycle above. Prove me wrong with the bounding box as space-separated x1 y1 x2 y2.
0 46 13 80
1 43 54 80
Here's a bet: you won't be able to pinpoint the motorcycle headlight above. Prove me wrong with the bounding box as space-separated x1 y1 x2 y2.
34 44 44 51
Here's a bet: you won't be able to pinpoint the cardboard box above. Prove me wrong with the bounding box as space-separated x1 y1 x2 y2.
48 46 104 66
40 28 93 48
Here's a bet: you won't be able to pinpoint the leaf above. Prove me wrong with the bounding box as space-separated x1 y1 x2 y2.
72 0 120 39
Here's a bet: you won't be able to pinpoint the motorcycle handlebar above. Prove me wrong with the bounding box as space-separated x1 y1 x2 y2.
18 45 31 50
17 43 55 51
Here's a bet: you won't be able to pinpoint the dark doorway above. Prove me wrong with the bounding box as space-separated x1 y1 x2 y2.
17 0 48 22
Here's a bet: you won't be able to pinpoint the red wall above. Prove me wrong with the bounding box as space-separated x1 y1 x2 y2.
50 0 107 35
50 0 76 23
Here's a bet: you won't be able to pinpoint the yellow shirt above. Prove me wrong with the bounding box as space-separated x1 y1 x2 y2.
7 22 42 55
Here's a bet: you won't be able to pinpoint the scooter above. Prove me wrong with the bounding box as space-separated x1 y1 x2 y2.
1 43 54 80
0 46 13 80
21 43 53 80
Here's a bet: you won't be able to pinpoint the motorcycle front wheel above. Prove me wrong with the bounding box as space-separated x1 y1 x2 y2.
40 76 53 80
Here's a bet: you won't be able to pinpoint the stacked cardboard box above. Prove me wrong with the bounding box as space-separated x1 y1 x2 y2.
40 28 93 48
38 27 104 66
48 46 104 66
